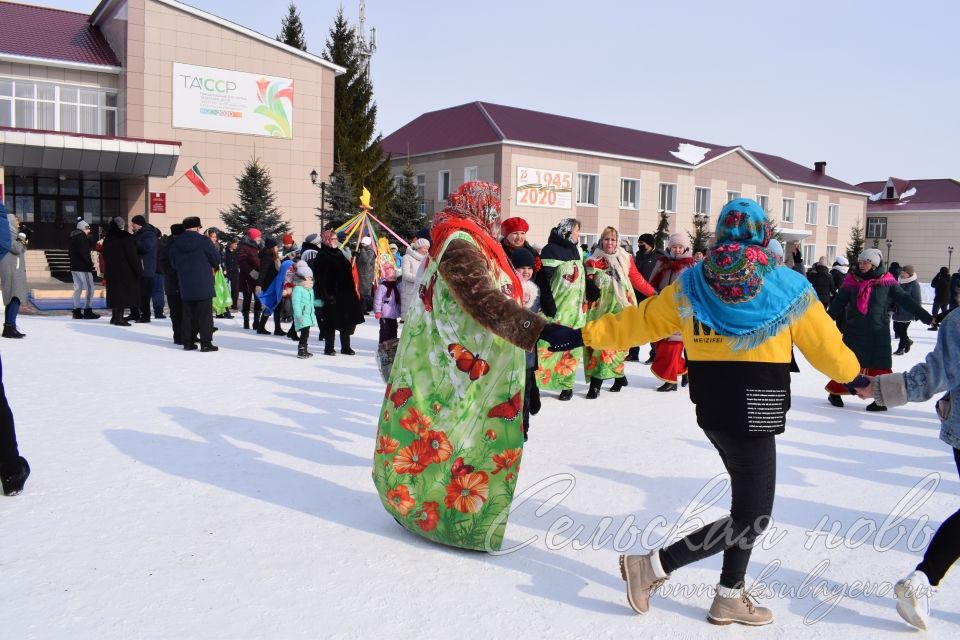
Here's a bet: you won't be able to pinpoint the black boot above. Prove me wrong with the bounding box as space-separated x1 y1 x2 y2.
297 344 314 359
256 314 271 335
82 308 100 320
828 394 844 407
656 382 678 392
111 309 130 326
586 377 602 399
243 313 250 330
340 334 355 355
287 326 299 341
681 374 689 388
865 402 887 412
558 389 573 401
72 308 83 319
1 456 30 496
904 338 914 353
610 377 628 392
529 385 541 415
1 324 23 339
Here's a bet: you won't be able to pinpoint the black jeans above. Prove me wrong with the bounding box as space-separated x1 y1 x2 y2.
0 354 21 475
138 276 154 319
298 328 310 348
660 430 777 589
893 320 911 349
181 298 214 347
917 447 960 586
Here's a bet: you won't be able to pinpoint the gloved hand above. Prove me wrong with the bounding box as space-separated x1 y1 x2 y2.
539 323 583 352
846 374 871 395
375 312 382 319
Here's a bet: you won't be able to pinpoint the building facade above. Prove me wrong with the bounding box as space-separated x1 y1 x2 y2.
857 177 960 281
383 102 868 264
0 0 341 253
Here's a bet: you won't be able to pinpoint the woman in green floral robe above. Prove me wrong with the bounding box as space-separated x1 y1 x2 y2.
582 227 656 398
372 182 546 552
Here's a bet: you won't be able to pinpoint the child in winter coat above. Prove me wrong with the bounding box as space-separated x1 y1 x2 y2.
292 261 318 358
373 261 401 343
512 248 541 441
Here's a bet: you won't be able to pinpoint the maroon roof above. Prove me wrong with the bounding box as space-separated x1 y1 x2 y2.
383 101 866 194
0 1 119 67
857 178 960 213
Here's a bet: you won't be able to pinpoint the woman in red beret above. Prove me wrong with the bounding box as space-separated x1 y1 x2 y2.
499 217 540 271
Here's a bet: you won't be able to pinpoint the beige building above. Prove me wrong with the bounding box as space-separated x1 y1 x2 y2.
383 102 869 265
856 177 960 282
0 0 341 263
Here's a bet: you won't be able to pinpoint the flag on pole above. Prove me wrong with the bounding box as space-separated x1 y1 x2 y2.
185 163 210 196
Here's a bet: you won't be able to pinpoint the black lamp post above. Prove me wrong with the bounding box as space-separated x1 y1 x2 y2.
885 238 893 264
949 246 955 272
310 169 326 231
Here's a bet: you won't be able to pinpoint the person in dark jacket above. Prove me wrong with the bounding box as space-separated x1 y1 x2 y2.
158 224 185 344
826 248 932 409
888 261 902 281
223 237 240 311
829 256 850 332
931 266 951 329
807 256 834 308
790 242 805 274
130 214 158 323
627 233 662 362
102 217 142 326
255 238 282 335
169 216 221 352
893 265 923 355
68 219 99 319
312 229 364 355
238 228 262 329
0 223 29 495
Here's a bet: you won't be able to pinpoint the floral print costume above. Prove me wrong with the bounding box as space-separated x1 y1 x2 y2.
373 230 527 551
536 255 587 390
583 257 637 380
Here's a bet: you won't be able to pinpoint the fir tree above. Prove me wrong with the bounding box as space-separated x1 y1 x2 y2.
389 162 426 241
323 162 357 229
322 8 394 217
846 220 865 264
767 216 784 242
277 3 308 51
220 156 290 240
653 211 670 251
688 214 710 254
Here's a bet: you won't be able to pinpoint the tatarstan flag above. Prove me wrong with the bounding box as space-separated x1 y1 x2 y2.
185 163 210 196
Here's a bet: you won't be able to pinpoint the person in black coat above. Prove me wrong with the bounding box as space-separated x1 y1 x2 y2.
68 219 99 319
223 237 240 311
627 233 661 362
311 229 363 355
102 217 142 326
255 238 282 335
807 257 834 308
951 269 960 312
130 215 158 323
931 267 951 328
158 224 185 344
169 216 221 352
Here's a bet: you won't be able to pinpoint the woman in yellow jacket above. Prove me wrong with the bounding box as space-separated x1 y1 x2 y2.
541 199 865 626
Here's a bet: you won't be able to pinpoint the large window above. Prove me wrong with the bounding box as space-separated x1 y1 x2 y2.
438 171 451 201
782 198 794 222
694 187 711 215
727 190 741 203
658 183 677 213
826 245 837 263
828 203 840 227
805 201 818 225
577 173 599 206
803 244 816 267
866 217 888 238
755 194 769 213
620 178 639 209
0 78 117 135
463 166 478 183
2 175 120 225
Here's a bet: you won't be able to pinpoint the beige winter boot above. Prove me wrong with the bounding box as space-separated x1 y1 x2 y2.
619 553 669 615
707 588 774 626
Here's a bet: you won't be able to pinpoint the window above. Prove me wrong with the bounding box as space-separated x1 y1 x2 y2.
755 194 769 213
658 183 677 213
620 178 639 209
727 190 741 203
415 174 425 201
805 201 818 225
580 233 598 251
826 245 837 263
694 187 711 215
885 185 895 199
0 77 117 134
803 244 816 267
828 203 839 227
866 217 888 238
781 198 794 222
464 166 478 183
577 173 599 206
438 171 451 201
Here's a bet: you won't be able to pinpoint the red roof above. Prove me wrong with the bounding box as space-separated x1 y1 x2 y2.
857 178 960 213
383 101 866 194
0 1 119 67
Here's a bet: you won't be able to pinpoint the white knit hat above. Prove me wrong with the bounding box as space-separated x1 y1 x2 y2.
667 232 689 250
858 248 883 268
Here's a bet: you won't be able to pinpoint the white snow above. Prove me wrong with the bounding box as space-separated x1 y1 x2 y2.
869 191 884 202
670 143 711 165
2 315 959 638
900 187 917 200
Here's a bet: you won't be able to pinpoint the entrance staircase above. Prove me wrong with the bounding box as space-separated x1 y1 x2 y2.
25 249 73 283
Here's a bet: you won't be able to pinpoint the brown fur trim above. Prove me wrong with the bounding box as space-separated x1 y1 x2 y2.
439 239 547 351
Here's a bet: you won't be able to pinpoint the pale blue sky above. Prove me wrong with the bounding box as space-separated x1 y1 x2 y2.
35 0 960 185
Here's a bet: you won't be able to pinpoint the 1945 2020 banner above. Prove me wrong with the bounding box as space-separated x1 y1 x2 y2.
172 62 295 139
515 167 573 209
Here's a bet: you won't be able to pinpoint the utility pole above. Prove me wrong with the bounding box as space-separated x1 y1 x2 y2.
356 0 376 76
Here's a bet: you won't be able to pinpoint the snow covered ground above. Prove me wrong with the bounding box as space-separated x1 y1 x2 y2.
2 314 958 639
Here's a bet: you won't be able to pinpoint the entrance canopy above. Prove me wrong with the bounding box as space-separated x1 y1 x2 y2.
778 229 811 244
0 127 180 177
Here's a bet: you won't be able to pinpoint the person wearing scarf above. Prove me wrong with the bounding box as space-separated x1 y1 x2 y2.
539 199 864 625
892 265 923 355
825 248 932 410
372 181 547 552
583 226 654 398
646 233 696 391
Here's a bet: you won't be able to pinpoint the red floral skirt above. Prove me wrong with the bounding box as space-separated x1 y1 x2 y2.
825 367 892 395
651 340 687 384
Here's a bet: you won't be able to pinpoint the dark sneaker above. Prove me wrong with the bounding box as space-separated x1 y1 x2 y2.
200 344 219 352
656 382 678 392
183 343 198 351
866 402 887 412
82 308 101 320
828 394 844 407
72 308 83 319
341 348 356 356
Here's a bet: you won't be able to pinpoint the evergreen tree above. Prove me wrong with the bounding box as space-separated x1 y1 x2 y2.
846 220 865 264
322 8 394 217
653 211 670 251
389 162 426 241
323 162 357 229
688 214 709 253
220 156 290 240
767 216 784 242
277 3 307 51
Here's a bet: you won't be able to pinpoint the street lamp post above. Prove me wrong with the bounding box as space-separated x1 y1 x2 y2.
310 169 326 231
885 238 893 264
950 246 955 272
